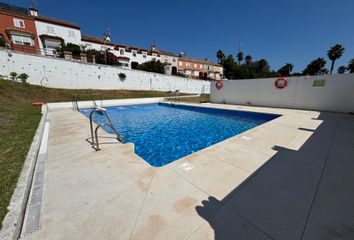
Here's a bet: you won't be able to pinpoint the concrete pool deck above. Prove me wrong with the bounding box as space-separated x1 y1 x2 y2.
20 101 354 240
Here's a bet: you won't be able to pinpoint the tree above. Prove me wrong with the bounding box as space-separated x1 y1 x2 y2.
237 51 243 65
303 58 327 75
222 54 237 79
258 59 269 73
278 63 294 76
138 60 166 74
220 53 278 79
337 66 347 74
245 55 252 67
348 59 354 73
327 44 345 74
216 50 225 63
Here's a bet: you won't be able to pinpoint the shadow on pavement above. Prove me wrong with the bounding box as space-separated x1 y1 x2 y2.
196 112 354 240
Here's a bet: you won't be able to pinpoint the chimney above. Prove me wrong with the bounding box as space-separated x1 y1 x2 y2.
29 8 38 16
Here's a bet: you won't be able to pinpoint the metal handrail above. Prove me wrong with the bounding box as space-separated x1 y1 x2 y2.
88 107 125 151
72 94 103 111
72 96 79 111
91 94 103 109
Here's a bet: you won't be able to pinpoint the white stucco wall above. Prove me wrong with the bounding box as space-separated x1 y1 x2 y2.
210 75 354 113
0 50 210 94
35 20 82 49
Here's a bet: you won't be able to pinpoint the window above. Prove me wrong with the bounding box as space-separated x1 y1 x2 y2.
120 49 125 55
194 63 197 68
200 64 203 69
132 51 137 57
47 26 55 33
11 35 33 46
44 39 61 49
172 58 176 62
68 30 75 37
143 53 146 58
179 61 182 66
0 34 5 47
13 19 25 28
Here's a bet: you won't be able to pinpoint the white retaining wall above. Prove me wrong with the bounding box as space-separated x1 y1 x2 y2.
0 50 210 94
210 74 354 113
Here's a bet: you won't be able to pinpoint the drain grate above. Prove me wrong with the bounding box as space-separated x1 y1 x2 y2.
21 121 49 237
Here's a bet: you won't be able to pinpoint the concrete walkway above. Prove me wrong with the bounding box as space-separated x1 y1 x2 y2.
21 103 354 240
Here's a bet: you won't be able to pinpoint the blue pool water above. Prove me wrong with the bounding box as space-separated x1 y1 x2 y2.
81 103 279 167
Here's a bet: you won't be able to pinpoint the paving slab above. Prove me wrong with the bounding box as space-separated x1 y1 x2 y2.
129 168 221 240
189 204 272 240
168 153 250 200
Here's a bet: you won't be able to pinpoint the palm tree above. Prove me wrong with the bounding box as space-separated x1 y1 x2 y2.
327 44 345 74
258 59 269 72
348 59 354 73
245 55 252 67
278 63 294 76
216 50 225 64
337 66 347 74
303 58 327 75
237 51 243 65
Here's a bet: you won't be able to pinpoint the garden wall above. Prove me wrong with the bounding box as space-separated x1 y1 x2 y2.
0 49 210 94
210 74 354 113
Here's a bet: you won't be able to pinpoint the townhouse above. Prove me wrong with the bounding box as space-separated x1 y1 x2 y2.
178 56 223 80
81 35 114 52
29 9 82 56
113 44 159 69
0 2 39 53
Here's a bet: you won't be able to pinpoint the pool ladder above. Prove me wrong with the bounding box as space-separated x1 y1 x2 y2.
164 90 180 105
72 94 103 111
87 107 125 151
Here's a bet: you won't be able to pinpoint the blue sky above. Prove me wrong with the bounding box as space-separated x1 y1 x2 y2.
8 0 354 72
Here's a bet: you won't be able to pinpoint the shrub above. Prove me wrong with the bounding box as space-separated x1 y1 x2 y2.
84 49 105 64
118 72 126 81
18 73 29 84
10 72 17 81
57 43 81 58
138 60 165 74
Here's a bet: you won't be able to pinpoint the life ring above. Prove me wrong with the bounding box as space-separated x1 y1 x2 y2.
32 101 46 106
215 80 223 90
275 77 288 89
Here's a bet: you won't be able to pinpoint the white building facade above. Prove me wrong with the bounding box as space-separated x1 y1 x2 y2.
113 45 161 69
32 11 81 55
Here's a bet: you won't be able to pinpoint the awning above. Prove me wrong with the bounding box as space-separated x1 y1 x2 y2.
117 56 130 62
5 28 34 38
39 34 64 41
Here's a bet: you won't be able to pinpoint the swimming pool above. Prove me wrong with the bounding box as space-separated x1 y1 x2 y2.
81 103 280 167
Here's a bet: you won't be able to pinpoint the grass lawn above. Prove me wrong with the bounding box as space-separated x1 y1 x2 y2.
0 78 208 224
